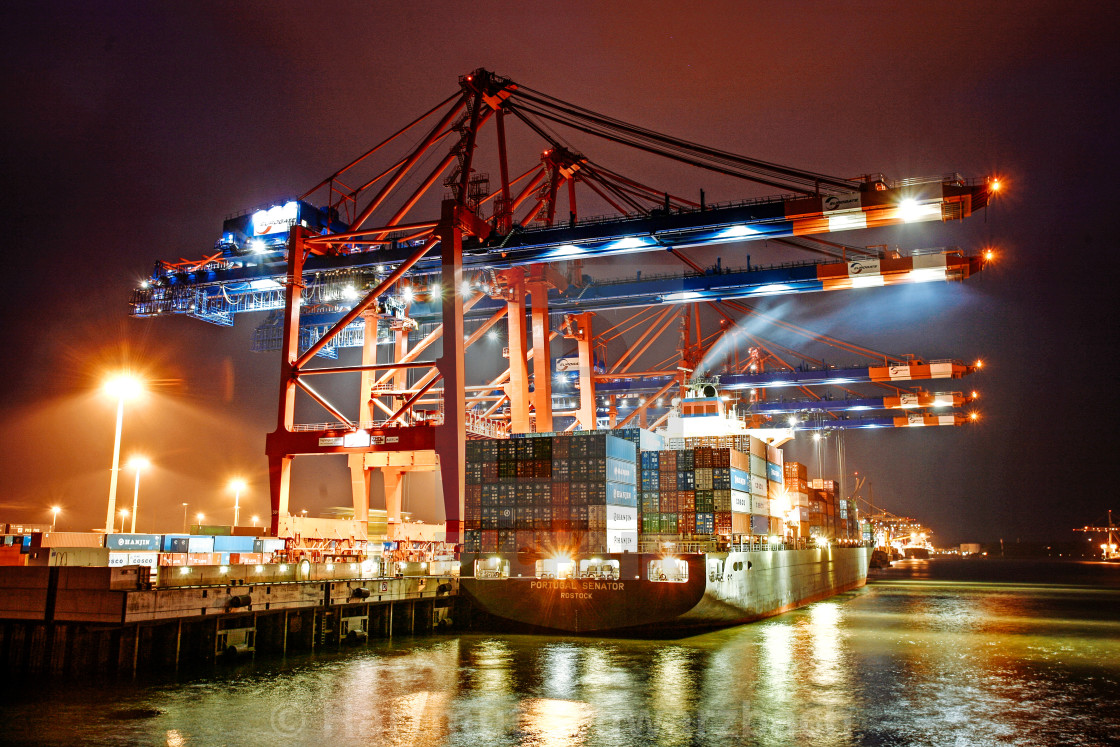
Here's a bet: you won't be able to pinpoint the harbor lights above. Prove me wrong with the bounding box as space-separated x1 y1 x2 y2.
102 373 144 534
118 508 129 533
127 456 150 533
181 503 188 533
50 506 60 532
196 512 205 529
229 479 247 527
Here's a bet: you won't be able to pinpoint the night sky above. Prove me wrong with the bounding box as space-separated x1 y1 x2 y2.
2 2 1117 546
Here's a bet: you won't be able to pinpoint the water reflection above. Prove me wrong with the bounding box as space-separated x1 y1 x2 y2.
519 698 593 747
2 562 1119 746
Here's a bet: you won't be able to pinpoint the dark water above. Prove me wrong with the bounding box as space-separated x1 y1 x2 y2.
3 559 1119 746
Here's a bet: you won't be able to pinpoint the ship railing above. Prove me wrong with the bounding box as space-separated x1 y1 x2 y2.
639 535 834 554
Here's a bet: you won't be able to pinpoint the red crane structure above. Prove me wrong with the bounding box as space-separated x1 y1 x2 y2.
129 69 998 546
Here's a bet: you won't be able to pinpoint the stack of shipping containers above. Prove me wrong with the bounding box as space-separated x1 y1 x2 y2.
464 428 860 550
784 462 810 537
463 431 639 555
639 445 753 540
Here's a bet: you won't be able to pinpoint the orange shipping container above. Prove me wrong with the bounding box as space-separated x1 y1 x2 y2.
159 553 187 566
187 552 219 566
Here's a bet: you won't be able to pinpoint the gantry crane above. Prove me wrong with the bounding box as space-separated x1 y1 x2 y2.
127 69 997 542
1074 511 1120 561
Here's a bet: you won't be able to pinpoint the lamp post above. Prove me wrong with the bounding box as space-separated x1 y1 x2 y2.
50 506 61 532
251 515 260 527
127 456 149 534
196 512 205 531
103 374 143 534
118 509 129 534
229 479 247 528
181 503 188 533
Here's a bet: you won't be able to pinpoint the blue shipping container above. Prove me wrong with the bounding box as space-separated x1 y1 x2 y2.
606 481 638 508
767 462 784 483
695 512 715 534
606 457 637 484
640 451 660 470
214 535 257 553
730 469 750 492
605 435 637 464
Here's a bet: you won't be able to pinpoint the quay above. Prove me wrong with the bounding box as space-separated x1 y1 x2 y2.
0 563 460 675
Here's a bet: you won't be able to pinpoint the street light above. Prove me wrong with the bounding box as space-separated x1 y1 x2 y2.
196 512 205 530
118 508 129 534
251 515 260 526
229 479 247 528
103 373 144 534
127 456 150 533
182 503 188 533
50 506 61 532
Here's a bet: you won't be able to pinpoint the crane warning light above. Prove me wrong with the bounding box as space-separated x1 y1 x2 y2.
971 391 979 399
975 359 984 369
983 249 995 261
990 178 1002 192
969 412 980 421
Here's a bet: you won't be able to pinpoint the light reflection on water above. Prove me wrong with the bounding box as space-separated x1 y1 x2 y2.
2 560 1118 746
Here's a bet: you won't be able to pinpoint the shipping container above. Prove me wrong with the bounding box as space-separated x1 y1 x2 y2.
766 461 784 484
731 489 751 514
749 437 767 458
660 513 679 534
695 512 714 534
766 443 782 465
714 511 733 535
104 534 161 552
31 532 105 549
214 535 257 553
49 547 110 566
750 514 770 535
660 491 678 514
749 454 767 478
679 491 696 512
678 511 696 534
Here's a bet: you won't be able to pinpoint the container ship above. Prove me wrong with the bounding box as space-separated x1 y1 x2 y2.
460 388 870 633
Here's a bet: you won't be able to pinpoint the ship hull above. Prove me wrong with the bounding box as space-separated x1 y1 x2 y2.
461 545 870 633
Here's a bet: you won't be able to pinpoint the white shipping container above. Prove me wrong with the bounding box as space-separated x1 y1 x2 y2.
730 490 751 514
750 474 768 496
607 530 639 553
48 547 110 566
605 505 639 530
187 536 215 553
128 552 159 567
108 552 128 567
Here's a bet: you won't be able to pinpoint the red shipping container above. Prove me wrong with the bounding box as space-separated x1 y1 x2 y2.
661 491 678 513
679 512 696 534
732 513 751 535
714 511 733 535
480 530 499 552
679 491 696 512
